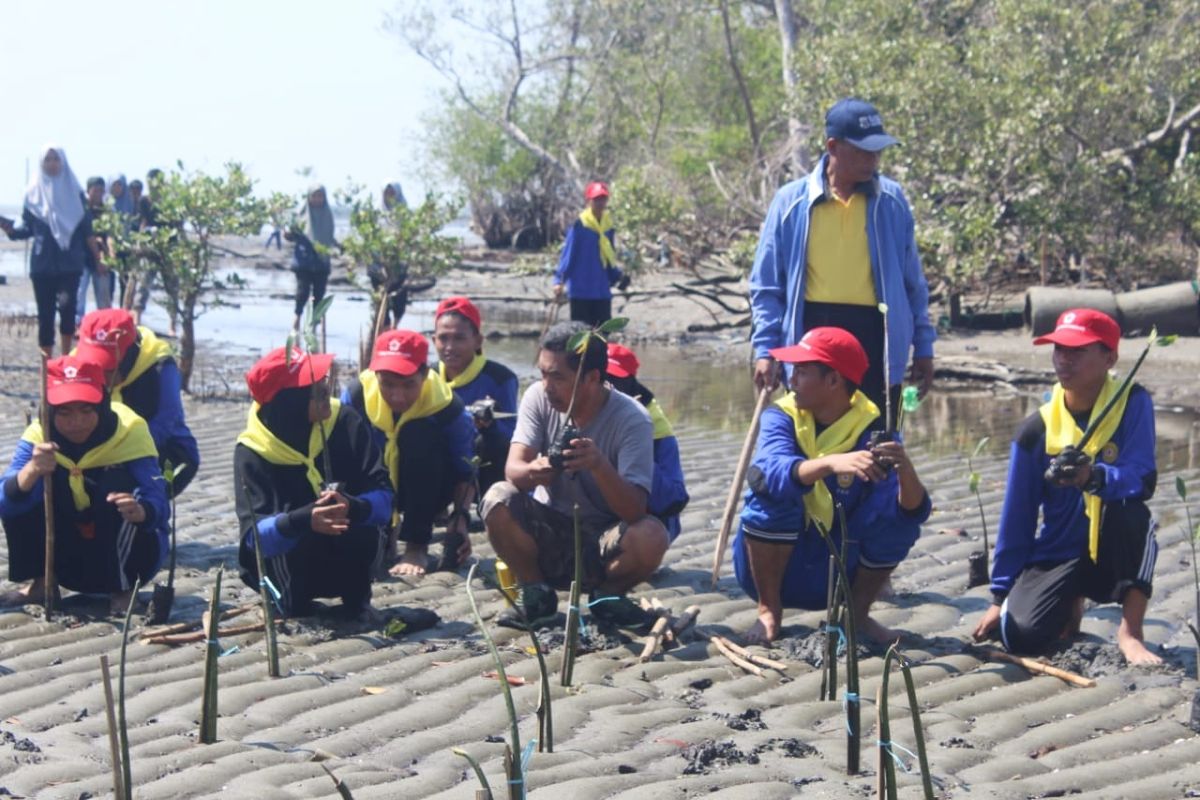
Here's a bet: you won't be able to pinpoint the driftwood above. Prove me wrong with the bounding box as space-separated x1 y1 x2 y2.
638 615 672 663
144 621 266 646
980 647 1097 688
711 635 764 677
139 602 257 641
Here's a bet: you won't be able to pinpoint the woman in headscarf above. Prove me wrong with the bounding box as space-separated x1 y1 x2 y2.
382 181 406 210
285 185 338 332
366 182 410 327
0 355 168 614
0 146 104 357
234 346 393 618
108 174 136 217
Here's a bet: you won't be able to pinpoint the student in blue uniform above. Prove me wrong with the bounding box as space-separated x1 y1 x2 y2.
604 343 689 542
432 296 519 495
973 309 1161 665
733 327 930 645
553 181 626 326
342 330 477 577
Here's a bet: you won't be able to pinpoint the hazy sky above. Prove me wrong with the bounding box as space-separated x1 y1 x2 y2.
0 0 443 207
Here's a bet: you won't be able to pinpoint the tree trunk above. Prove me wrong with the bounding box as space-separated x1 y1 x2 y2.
720 0 761 161
773 0 809 175
178 293 198 393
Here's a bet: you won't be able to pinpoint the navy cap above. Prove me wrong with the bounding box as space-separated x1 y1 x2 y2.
825 98 899 152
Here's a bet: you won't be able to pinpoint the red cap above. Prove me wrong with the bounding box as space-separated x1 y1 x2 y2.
368 329 428 376
1033 308 1121 351
584 181 610 200
46 355 107 405
769 327 869 385
245 347 334 405
76 309 138 371
605 343 639 378
435 296 482 331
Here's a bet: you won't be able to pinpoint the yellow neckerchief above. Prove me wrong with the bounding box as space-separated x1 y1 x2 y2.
359 369 455 491
22 402 159 511
112 326 173 404
646 398 674 440
438 353 487 390
1039 376 1129 562
775 390 880 531
579 207 616 268
236 399 342 496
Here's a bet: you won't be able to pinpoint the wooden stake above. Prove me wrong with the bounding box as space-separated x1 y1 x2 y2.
711 385 772 587
139 602 257 641
39 355 57 620
711 635 764 677
710 634 787 671
99 655 125 800
670 605 701 638
143 620 265 647
981 648 1097 688
638 615 671 662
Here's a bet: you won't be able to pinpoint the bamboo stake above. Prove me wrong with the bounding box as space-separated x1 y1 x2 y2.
116 579 139 800
99 655 125 800
711 635 764 677
709 635 787 671
144 621 266 646
40 355 56 620
711 385 772 587
321 763 355 799
199 569 223 744
638 615 671 662
560 504 583 687
240 478 280 677
139 602 257 640
981 648 1097 688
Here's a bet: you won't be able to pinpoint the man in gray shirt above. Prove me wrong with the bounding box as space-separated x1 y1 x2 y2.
481 321 668 631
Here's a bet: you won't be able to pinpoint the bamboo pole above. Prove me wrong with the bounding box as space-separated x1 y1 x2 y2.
99 655 125 800
710 385 772 587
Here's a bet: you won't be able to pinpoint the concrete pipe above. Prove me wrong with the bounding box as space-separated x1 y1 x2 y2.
1114 281 1200 336
1024 287 1119 336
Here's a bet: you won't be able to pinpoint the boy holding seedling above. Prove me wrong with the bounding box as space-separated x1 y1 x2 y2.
482 321 667 631
973 309 1161 664
734 326 930 645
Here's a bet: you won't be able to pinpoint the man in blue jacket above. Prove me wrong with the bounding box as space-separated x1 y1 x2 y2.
973 309 1161 665
749 98 936 422
734 327 930 644
554 181 626 327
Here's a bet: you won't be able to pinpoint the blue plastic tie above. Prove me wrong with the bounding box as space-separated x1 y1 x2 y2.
220 645 240 658
260 575 285 615
877 739 919 774
568 595 624 639
520 739 536 772
824 623 847 656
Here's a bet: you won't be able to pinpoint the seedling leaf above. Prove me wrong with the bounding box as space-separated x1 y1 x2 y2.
566 331 588 354
1157 334 1178 347
968 472 980 493
312 294 334 324
1177 476 1188 502
972 436 990 459
597 316 629 335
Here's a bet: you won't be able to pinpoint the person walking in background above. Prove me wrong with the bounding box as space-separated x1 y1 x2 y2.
553 181 627 328
285 184 338 333
131 169 178 336
264 225 282 250
750 98 936 421
0 145 103 357
127 179 144 216
367 181 411 327
76 176 113 325
383 181 406 210
108 174 135 218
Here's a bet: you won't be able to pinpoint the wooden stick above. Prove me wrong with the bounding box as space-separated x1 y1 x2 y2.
638 615 671 663
144 620 265 647
712 635 788 672
99 655 125 800
139 603 257 640
40 354 56 620
711 635 764 677
982 648 1096 688
670 605 701 637
533 298 562 363
711 385 772 587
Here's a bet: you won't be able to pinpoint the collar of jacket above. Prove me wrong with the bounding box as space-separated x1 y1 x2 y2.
805 153 879 204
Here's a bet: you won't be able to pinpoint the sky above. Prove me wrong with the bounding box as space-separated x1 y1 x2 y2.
0 0 445 208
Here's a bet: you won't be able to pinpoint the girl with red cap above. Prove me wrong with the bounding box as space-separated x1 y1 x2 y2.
0 356 168 614
433 296 519 494
234 347 394 618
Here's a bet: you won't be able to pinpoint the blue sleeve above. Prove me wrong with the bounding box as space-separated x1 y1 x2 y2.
357 488 392 526
1094 389 1156 502
128 456 170 559
749 408 809 505
448 409 477 480
855 468 928 569
555 224 577 285
153 362 200 474
258 515 293 559
0 441 40 517
991 438 1043 597
749 192 790 359
338 386 352 405
897 187 935 359
649 435 689 516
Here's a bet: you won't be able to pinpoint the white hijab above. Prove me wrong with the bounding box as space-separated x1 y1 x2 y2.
25 144 85 250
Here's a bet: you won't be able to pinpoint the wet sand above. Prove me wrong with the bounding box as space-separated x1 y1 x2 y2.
2 246 1200 797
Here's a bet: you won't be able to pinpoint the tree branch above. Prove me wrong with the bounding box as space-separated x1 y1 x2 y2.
1101 100 1200 162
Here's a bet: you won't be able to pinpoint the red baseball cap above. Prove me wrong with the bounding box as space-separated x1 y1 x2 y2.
769 327 870 385
584 181 610 200
245 347 334 405
368 329 428 376
435 296 482 331
606 343 640 378
76 308 138 371
1033 308 1121 351
46 355 107 406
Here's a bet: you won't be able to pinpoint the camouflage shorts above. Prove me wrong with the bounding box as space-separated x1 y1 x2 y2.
481 482 625 591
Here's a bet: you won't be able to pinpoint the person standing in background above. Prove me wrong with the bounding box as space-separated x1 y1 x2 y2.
76 176 113 325
553 181 627 327
286 185 338 333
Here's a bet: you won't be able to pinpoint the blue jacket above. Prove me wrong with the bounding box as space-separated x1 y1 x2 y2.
749 155 936 381
441 359 520 447
555 220 619 300
991 385 1157 599
117 358 201 494
5 205 94 278
651 434 689 542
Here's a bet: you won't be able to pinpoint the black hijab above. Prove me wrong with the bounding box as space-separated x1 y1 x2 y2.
51 395 119 462
256 385 314 454
607 374 654 408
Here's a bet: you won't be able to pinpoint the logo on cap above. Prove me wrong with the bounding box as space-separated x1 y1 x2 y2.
1063 312 1076 324
388 339 401 352
64 366 78 379
94 329 108 342
858 113 882 130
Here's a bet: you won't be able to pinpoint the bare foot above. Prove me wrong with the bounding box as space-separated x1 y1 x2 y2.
743 606 781 645
0 579 48 607
110 588 136 616
1118 629 1163 666
389 545 428 577
857 614 903 645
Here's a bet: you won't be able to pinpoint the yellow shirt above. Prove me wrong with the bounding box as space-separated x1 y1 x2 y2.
804 192 877 306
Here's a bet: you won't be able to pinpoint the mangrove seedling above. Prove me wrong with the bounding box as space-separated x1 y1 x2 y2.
239 479 280 677
116 578 140 800
148 460 181 625
99 655 125 800
877 643 935 800
560 504 584 688
465 563 526 799
816 506 861 775
1177 477 1200 675
321 763 355 799
967 436 991 588
453 748 494 798
286 294 337 483
199 568 223 744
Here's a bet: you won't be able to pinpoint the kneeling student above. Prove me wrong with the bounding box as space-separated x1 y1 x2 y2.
733 327 930 645
973 309 1160 665
342 330 477 577
0 356 168 614
76 308 200 494
234 347 393 618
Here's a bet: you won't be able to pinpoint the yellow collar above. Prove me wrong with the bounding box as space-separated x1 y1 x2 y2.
439 353 487 389
236 399 342 496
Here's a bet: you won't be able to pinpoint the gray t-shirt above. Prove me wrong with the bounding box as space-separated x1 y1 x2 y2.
512 382 655 532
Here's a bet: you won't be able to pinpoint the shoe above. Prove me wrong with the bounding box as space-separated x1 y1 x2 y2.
496 583 558 631
587 593 654 632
